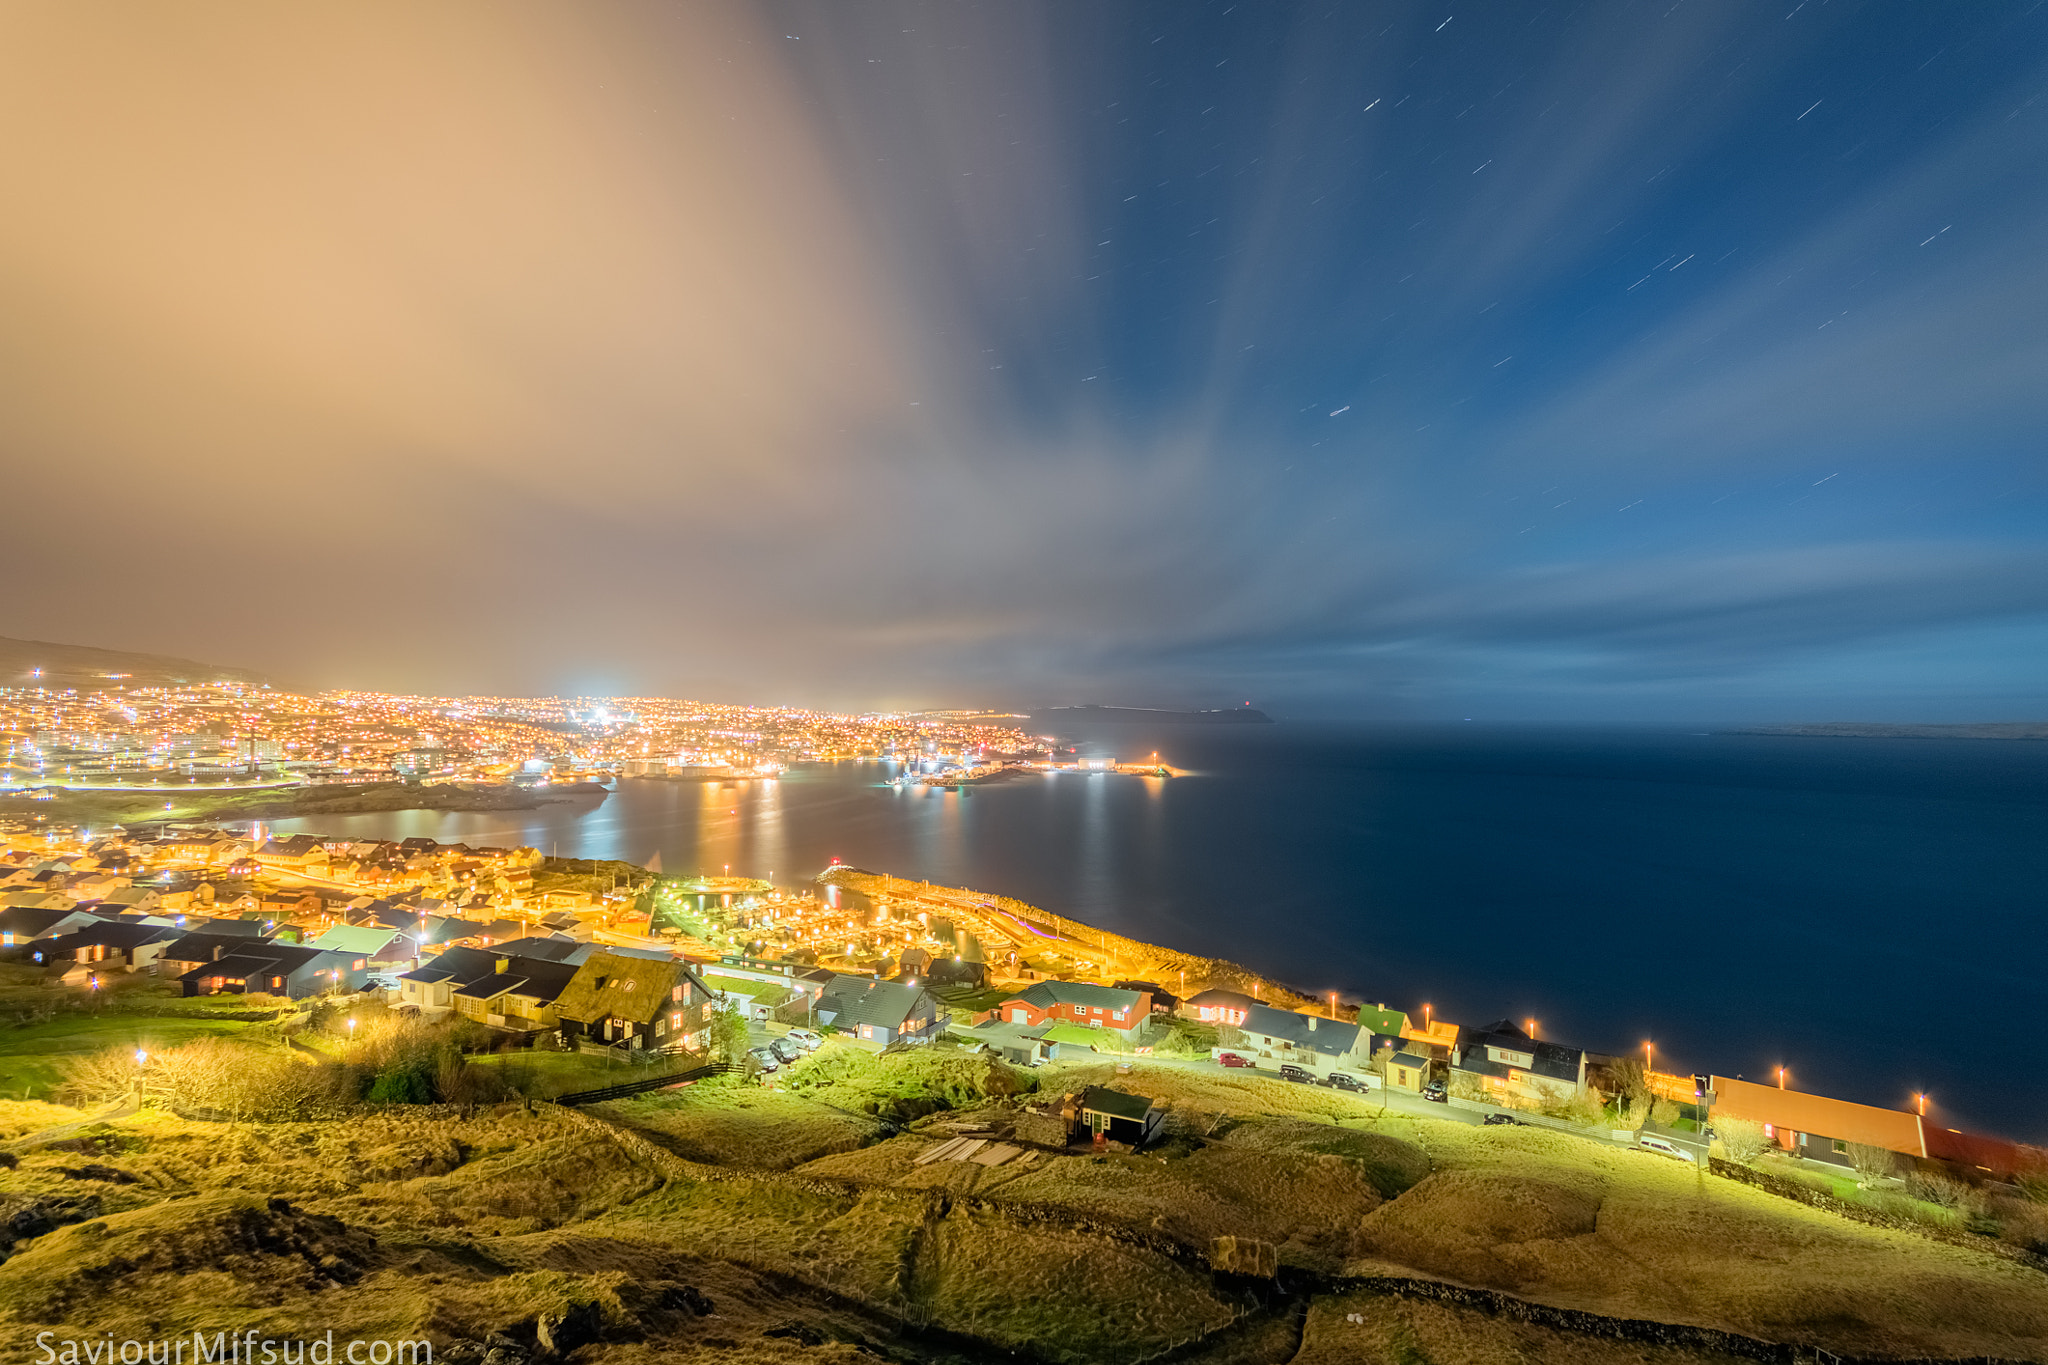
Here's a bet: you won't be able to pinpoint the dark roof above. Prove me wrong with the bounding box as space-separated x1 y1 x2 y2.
489 934 587 962
815 974 941 1032
0 905 89 936
1457 1024 1585 1085
160 930 268 963
1010 980 1146 1013
1080 1086 1154 1122
176 944 329 982
1242 1003 1363 1055
452 958 579 1005
39 921 181 952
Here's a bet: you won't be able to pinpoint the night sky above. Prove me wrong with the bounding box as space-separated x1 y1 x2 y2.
4 1 2044 717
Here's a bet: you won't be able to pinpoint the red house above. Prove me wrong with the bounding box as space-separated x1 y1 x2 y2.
997 980 1151 1037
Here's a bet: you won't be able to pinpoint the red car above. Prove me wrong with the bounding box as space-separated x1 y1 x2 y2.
1216 1052 1254 1068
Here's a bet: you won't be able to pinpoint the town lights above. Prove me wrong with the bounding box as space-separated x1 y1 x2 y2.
1916 1092 1928 1116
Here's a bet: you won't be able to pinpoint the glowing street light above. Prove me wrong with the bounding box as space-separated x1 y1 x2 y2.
1916 1092 1928 1116
1776 1066 1788 1090
1525 1018 1538 1040
1643 1040 1654 1074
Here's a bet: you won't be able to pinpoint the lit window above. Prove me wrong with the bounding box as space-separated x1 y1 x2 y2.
671 1012 682 1029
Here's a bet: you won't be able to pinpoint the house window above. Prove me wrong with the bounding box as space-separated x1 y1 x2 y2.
671 985 681 1002
859 1025 874 1040
353 959 365 969
1832 1138 1849 1155
671 1011 682 1030
1113 1010 1125 1021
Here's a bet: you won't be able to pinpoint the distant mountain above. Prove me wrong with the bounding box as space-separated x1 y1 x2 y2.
1031 705 1273 725
0 634 268 691
1725 721 2048 740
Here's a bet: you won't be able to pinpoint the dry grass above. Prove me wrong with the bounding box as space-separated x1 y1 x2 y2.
906 1203 1241 1365
1335 1118 2048 1362
2 1050 2045 1363
1293 1289 1765 1365
1035 1058 1375 1124
594 1085 879 1170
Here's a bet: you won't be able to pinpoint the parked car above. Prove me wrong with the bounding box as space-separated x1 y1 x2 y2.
1278 1064 1316 1085
784 1028 823 1050
1321 1071 1367 1092
1636 1134 1693 1162
1216 1052 1255 1068
1482 1113 1527 1126
1421 1080 1448 1102
768 1038 803 1064
745 1046 780 1073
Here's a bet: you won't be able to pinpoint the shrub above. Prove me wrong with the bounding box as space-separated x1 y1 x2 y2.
1846 1142 1897 1185
1716 1117 1769 1164
1904 1170 1985 1216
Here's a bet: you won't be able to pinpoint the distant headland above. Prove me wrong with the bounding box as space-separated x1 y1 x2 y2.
1725 721 2048 740
1032 704 1273 725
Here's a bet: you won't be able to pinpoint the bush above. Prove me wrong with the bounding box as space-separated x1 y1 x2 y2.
1846 1142 1896 1185
1716 1117 1769 1164
1905 1170 1985 1216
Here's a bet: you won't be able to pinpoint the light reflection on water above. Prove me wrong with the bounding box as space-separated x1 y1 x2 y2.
264 726 2048 1136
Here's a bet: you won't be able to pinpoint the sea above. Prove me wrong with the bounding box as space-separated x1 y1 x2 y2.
269 723 2048 1139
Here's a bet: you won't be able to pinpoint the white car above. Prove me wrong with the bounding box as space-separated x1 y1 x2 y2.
784 1028 823 1051
1636 1134 1693 1162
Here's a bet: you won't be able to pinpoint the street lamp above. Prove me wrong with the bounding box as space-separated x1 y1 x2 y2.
1643 1040 1653 1075
1525 1017 1538 1040
1916 1092 1928 1116
1776 1066 1787 1090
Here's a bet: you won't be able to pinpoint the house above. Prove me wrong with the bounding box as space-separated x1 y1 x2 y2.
1385 1051 1430 1093
1074 1086 1164 1147
451 956 581 1032
1115 980 1179 1014
487 933 592 963
159 930 278 979
394 946 499 1013
1452 1021 1590 1102
1179 988 1257 1027
997 981 1151 1037
1238 1003 1368 1076
34 920 182 974
0 904 99 947
178 945 371 999
813 974 946 1046
253 835 329 872
97 887 163 915
554 951 713 1052
304 924 417 969
1709 1075 1926 1167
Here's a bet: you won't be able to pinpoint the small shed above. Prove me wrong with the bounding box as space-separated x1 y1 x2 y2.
1387 1051 1429 1093
1078 1085 1162 1146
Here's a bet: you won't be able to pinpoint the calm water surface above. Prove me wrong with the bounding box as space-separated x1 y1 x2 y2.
273 725 2048 1137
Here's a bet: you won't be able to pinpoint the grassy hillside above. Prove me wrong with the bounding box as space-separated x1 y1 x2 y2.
0 1033 2044 1363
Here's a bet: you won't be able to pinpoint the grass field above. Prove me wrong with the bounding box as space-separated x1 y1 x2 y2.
1 1024 2045 1362
593 1084 881 1169
0 990 282 1102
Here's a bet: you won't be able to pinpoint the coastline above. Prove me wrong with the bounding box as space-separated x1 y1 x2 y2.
11 780 608 827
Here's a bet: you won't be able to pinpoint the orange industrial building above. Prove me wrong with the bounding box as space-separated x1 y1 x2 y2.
1711 1076 1926 1166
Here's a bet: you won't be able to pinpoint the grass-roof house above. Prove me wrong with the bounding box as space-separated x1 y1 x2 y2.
554 950 713 1053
